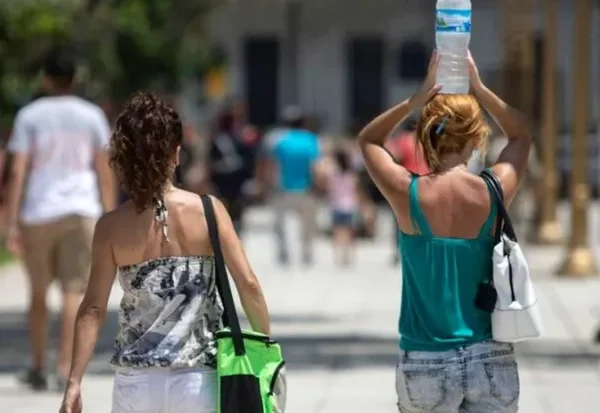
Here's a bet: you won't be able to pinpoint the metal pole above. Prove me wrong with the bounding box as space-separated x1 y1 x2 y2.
535 0 562 244
556 0 597 276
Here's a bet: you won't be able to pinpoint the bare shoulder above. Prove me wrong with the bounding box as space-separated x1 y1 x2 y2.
420 171 488 206
168 189 230 220
93 205 130 244
170 189 211 212
491 161 523 188
458 172 494 211
198 193 228 218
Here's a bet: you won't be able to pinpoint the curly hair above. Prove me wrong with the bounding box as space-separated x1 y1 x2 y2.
109 92 183 211
416 94 491 173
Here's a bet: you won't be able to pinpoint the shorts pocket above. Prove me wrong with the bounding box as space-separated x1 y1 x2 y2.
220 374 263 413
268 361 287 413
396 364 448 411
483 359 520 407
112 371 150 413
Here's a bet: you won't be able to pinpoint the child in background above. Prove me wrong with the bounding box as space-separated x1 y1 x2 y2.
329 149 359 267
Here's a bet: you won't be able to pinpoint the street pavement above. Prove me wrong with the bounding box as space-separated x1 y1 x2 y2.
1 203 600 412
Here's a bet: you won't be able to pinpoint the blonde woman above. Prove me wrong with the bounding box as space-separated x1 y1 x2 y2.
358 52 531 413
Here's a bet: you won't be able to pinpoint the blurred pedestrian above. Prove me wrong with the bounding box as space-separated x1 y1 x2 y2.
3 48 115 390
328 148 359 267
206 105 254 234
231 100 262 201
174 123 204 192
162 96 202 191
259 106 322 266
358 52 529 413
348 121 378 239
59 92 271 413
388 118 430 176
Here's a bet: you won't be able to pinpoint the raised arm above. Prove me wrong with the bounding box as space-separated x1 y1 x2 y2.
357 53 441 205
211 196 270 335
467 53 532 205
61 214 117 413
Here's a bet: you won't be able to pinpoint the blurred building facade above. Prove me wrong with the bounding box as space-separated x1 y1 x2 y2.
206 0 600 133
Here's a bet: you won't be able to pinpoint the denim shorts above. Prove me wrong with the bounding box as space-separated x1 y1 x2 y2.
332 210 354 227
395 341 519 413
112 367 217 413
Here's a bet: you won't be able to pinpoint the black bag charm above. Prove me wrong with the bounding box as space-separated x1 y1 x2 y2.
475 281 498 313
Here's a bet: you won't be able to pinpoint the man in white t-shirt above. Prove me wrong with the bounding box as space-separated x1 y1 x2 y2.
4 49 115 390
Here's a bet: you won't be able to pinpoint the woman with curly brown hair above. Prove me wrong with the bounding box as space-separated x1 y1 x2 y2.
59 92 271 413
358 52 531 413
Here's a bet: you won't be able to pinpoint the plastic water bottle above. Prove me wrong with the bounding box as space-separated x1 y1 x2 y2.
435 0 472 94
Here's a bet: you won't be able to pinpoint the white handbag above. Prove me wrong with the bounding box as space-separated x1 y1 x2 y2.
482 170 543 343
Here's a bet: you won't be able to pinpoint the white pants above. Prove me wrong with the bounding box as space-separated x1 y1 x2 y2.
111 368 217 413
273 192 318 262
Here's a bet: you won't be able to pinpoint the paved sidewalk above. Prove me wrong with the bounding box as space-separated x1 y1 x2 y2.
1 205 600 412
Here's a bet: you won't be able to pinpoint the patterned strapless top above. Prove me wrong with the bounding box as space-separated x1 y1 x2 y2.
111 256 223 369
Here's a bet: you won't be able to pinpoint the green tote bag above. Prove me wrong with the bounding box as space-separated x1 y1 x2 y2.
201 195 287 413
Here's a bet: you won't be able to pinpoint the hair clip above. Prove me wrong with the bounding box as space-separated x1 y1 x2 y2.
435 116 449 136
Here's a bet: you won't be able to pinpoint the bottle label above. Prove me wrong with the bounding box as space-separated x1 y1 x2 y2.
436 9 471 33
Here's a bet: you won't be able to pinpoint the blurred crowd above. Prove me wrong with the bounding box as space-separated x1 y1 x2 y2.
0 49 550 395
1 90 544 267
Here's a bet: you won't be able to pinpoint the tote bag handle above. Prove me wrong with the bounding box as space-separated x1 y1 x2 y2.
480 169 517 243
201 194 246 356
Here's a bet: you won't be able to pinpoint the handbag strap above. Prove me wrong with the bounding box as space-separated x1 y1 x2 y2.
200 194 246 356
480 169 517 243
481 170 519 302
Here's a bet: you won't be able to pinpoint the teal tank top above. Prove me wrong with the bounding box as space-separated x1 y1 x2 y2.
398 175 496 351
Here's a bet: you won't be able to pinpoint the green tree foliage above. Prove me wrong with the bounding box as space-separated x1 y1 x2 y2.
0 0 76 118
88 0 218 100
0 0 218 118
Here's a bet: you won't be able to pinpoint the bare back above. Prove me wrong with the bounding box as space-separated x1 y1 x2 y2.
106 189 214 267
395 169 495 239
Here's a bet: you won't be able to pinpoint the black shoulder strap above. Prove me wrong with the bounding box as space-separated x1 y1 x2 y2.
480 169 517 243
200 194 246 356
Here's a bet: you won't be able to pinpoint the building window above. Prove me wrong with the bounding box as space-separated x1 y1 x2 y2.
396 40 428 80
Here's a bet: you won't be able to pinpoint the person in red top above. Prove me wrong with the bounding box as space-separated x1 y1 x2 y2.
387 119 430 265
388 118 430 176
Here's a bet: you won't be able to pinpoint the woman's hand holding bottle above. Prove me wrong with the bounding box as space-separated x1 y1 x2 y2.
411 51 442 108
467 51 485 96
